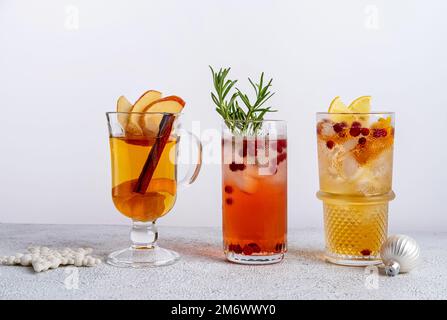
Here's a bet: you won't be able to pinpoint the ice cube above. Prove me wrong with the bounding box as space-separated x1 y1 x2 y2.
318 141 340 177
256 148 277 167
245 164 260 178
341 138 358 152
245 164 275 178
354 150 393 195
370 149 393 178
342 154 360 178
234 173 259 194
327 166 337 176
357 177 381 196
321 122 335 137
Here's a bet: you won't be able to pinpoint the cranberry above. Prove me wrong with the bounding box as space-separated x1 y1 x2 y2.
225 198 233 205
276 140 287 153
277 153 287 164
359 137 366 146
351 121 361 128
229 162 238 171
358 137 367 145
277 139 287 150
242 245 254 255
229 244 242 253
224 185 233 194
349 127 361 137
229 162 246 171
361 249 372 256
237 164 246 171
326 140 335 149
333 123 345 133
361 128 370 136
373 129 387 138
232 244 243 254
248 243 261 253
338 132 346 138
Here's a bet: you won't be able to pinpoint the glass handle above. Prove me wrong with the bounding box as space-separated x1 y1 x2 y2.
178 130 202 188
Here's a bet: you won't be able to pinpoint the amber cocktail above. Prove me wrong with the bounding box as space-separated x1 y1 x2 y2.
110 136 177 222
106 91 201 268
316 96 395 266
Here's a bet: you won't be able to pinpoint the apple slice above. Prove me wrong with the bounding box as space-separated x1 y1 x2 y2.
116 96 133 129
140 96 185 135
133 90 163 112
127 90 163 135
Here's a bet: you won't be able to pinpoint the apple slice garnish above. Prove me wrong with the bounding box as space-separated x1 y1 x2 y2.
116 96 133 129
140 96 185 135
133 90 163 112
127 90 163 135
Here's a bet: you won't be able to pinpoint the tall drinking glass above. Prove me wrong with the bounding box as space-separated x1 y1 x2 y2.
316 113 395 266
222 120 287 265
106 112 202 268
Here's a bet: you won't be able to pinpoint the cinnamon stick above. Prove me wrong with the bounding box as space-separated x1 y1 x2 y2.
133 114 175 194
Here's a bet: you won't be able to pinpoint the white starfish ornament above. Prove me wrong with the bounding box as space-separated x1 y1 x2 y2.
0 247 101 272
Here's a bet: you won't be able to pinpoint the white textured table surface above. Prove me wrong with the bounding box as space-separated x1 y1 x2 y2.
0 224 446 300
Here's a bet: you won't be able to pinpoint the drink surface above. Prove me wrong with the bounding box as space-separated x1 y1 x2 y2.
222 137 287 256
110 136 177 222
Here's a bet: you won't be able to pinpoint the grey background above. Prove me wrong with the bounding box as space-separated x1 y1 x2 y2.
0 0 446 230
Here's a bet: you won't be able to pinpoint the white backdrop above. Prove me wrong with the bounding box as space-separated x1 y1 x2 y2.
0 0 446 231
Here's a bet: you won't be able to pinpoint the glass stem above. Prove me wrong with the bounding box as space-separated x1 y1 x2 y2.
130 221 158 249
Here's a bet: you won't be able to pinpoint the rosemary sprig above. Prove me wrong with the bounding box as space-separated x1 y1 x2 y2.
210 66 277 134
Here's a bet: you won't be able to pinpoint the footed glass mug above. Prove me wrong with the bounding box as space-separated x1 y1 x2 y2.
106 112 202 268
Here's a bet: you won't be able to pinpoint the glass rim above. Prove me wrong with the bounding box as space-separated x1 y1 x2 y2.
106 111 183 116
316 112 394 115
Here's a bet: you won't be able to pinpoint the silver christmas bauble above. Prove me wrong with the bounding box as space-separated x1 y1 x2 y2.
380 234 420 276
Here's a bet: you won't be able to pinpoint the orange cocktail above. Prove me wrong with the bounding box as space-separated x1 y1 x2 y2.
222 125 287 265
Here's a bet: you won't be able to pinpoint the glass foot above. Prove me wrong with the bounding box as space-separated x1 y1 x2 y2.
226 252 284 265
325 252 382 267
107 246 180 268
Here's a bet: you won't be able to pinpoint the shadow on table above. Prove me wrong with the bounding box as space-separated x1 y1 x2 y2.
164 241 327 266
162 240 226 263
286 247 327 265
